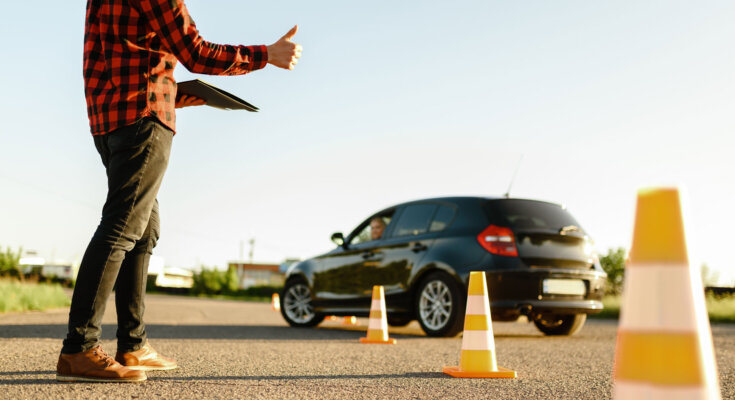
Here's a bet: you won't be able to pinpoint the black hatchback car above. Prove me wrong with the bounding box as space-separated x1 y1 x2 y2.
280 197 607 337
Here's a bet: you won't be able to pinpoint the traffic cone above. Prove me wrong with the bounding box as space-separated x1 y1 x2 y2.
326 315 339 322
271 293 280 312
613 188 721 399
443 271 516 378
359 286 397 344
342 316 358 326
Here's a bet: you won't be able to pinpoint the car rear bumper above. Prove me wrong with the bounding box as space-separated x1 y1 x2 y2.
476 268 607 321
489 299 603 320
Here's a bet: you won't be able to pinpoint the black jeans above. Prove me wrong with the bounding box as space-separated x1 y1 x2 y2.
62 118 173 354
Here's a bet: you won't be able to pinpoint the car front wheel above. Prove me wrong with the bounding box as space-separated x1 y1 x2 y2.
280 279 324 328
415 272 464 337
533 313 586 336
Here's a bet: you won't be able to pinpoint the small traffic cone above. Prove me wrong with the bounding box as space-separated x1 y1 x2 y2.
271 293 280 312
359 286 397 344
325 315 339 322
613 188 721 399
443 271 516 378
342 316 358 326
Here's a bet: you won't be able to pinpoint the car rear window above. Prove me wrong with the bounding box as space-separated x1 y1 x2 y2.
483 199 581 231
392 204 437 237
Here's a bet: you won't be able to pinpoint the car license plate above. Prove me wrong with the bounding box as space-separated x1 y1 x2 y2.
543 279 586 296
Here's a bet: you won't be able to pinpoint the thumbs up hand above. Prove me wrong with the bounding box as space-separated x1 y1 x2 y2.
266 25 302 70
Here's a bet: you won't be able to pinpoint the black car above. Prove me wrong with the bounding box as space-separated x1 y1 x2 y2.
280 196 607 337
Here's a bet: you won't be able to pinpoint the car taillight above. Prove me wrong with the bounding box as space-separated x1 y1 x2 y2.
477 225 518 256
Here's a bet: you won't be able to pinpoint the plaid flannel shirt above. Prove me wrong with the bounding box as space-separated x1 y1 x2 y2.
84 0 268 135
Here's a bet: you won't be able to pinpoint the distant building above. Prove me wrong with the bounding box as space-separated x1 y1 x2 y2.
229 262 285 288
146 256 193 290
19 252 78 283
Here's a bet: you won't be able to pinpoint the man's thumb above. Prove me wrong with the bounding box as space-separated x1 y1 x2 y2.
282 25 298 40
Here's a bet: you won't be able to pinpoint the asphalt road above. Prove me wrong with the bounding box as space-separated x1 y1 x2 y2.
0 294 732 399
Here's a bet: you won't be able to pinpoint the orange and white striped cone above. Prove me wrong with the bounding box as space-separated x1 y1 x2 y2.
443 271 516 378
613 188 721 399
271 293 280 312
359 286 397 344
342 316 358 326
325 315 339 322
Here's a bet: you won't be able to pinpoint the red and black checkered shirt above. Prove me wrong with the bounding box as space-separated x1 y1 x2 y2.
84 0 268 135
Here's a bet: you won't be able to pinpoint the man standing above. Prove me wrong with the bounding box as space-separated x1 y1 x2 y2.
57 0 301 383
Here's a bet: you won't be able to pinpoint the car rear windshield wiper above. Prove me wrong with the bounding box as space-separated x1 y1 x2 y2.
559 225 580 235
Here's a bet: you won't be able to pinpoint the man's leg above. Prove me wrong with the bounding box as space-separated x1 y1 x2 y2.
62 118 173 354
114 200 160 352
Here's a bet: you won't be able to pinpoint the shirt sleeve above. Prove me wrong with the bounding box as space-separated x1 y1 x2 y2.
132 0 268 75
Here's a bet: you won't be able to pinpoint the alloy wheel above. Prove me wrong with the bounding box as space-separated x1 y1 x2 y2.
283 283 315 324
419 280 453 330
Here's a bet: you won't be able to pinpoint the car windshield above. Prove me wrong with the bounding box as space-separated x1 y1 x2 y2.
484 199 581 232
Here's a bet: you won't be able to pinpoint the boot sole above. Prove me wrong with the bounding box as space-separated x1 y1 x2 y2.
125 365 178 371
56 374 147 383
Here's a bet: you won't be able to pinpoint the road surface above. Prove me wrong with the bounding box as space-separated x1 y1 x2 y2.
0 294 732 399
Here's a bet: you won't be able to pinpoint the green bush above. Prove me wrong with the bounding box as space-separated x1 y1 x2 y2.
224 266 239 293
191 266 240 296
0 280 70 313
600 247 626 295
0 246 23 280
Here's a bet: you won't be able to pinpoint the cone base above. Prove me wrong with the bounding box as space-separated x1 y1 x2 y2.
442 365 517 379
359 337 397 344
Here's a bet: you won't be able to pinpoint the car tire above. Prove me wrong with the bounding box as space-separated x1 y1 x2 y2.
533 313 586 336
415 271 465 337
280 278 324 328
387 315 413 327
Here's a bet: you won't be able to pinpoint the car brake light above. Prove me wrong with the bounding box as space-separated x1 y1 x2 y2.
477 225 518 256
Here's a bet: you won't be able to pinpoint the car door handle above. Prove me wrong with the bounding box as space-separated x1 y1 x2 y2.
411 243 428 253
362 252 374 259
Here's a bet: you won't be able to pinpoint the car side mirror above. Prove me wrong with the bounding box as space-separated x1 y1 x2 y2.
331 232 345 247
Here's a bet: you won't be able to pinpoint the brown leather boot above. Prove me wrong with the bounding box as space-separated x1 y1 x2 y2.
56 346 146 383
115 342 178 371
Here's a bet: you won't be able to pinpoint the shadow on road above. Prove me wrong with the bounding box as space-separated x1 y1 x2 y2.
155 372 447 381
0 324 425 341
0 371 447 386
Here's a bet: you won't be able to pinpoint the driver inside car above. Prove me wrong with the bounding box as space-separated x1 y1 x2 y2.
370 217 387 240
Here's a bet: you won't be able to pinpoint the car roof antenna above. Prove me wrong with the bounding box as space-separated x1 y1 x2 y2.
503 154 524 198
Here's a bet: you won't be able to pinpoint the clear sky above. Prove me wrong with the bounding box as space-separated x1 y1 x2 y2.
0 1 733 284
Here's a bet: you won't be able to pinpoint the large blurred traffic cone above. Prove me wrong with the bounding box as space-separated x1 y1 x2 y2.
271 293 280 312
359 286 397 344
443 271 516 378
613 188 721 399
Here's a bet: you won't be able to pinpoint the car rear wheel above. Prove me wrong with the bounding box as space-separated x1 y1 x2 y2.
281 279 324 328
533 313 586 336
415 272 464 337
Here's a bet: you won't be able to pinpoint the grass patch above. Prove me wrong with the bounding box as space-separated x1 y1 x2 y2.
588 295 622 319
706 294 735 323
0 280 71 313
193 293 271 302
590 294 735 323
147 285 282 303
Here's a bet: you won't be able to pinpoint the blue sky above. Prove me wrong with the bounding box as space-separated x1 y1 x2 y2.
0 1 733 283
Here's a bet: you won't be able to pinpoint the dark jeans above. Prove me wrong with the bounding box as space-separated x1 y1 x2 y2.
62 118 173 354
